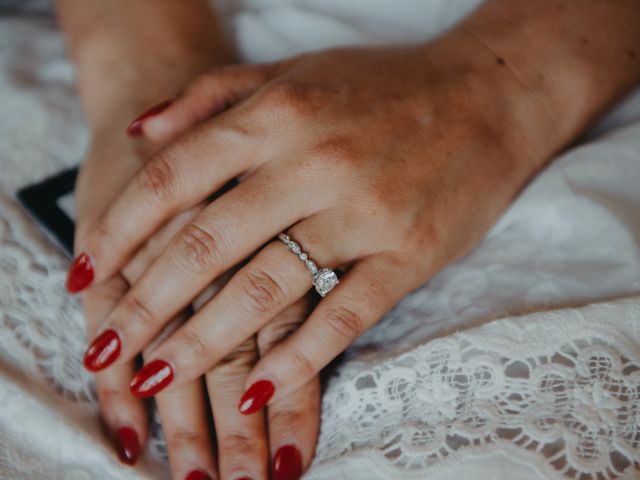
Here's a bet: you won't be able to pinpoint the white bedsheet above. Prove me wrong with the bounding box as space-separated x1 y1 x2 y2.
1 1 639 479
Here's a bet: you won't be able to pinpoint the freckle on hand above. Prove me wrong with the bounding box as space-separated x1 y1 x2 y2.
496 56 506 66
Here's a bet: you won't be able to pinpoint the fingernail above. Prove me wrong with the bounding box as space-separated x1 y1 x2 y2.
238 380 275 415
66 252 94 293
185 470 212 480
83 329 121 371
130 359 174 398
272 445 303 480
126 100 172 136
115 426 140 465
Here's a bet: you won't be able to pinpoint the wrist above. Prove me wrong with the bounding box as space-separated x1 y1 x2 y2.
423 0 640 170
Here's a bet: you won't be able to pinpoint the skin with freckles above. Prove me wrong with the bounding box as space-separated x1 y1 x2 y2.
60 0 640 476
77 0 640 411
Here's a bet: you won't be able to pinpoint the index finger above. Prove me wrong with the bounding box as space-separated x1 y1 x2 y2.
67 114 256 292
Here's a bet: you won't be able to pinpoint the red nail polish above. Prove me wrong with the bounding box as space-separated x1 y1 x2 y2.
238 380 275 415
66 252 94 293
272 445 303 480
83 329 121 371
185 470 212 480
115 426 140 465
130 359 174 398
126 100 172 136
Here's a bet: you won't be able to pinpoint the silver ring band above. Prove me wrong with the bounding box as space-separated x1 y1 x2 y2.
278 233 339 297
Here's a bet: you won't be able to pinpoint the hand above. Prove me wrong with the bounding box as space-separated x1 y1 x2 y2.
73 40 546 411
77 116 320 478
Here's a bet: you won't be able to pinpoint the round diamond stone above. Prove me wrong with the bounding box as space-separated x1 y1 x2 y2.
313 269 339 297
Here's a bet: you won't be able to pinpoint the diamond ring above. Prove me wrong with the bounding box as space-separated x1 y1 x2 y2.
278 233 339 297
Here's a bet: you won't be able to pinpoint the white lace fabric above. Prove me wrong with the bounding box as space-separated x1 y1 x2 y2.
1 2 640 479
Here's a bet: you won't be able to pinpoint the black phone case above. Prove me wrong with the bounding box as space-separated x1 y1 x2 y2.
15 166 78 259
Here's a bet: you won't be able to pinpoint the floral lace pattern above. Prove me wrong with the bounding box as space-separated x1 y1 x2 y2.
1 3 640 479
311 303 640 479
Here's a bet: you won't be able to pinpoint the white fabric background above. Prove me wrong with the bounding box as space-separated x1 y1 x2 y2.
1 1 639 478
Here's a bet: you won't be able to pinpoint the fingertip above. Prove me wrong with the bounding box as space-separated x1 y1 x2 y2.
115 426 141 465
238 380 275 415
142 114 177 142
66 252 94 293
126 100 173 137
83 329 121 372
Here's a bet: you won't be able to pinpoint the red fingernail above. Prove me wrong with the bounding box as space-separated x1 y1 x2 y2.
83 329 121 371
238 380 275 415
115 426 140 465
185 470 212 480
66 252 94 293
126 100 172 136
130 359 174 398
272 445 303 480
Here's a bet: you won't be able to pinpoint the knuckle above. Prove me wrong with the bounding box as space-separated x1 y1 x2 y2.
217 337 258 369
137 152 178 202
269 408 307 429
182 329 211 360
175 223 223 274
288 346 316 377
323 306 363 341
262 81 314 118
240 268 286 314
167 427 207 450
218 433 259 456
96 385 127 405
257 317 303 354
124 294 157 329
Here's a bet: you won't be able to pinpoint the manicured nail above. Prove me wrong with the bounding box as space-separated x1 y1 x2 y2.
83 329 121 371
238 380 275 415
130 359 174 398
185 470 212 480
115 426 140 465
126 100 172 136
66 252 94 293
272 445 303 480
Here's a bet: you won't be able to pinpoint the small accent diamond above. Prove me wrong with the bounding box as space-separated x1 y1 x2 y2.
306 260 318 275
290 242 301 254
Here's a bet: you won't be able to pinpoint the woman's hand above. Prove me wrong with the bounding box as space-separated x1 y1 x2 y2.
74 44 537 402
77 107 320 479
71 0 640 423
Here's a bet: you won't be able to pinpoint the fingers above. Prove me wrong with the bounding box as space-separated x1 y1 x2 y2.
141 65 274 143
267 379 320 480
87 173 321 371
155 378 217 480
127 240 312 397
121 202 205 282
206 337 269 480
71 115 252 288
258 297 320 480
244 254 407 407
83 276 147 466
